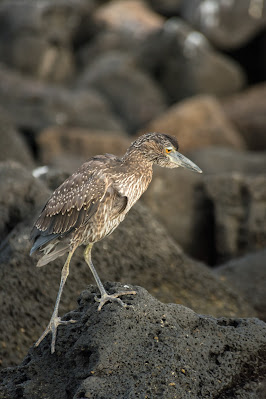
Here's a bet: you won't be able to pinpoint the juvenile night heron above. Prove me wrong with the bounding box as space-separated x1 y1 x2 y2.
31 132 202 353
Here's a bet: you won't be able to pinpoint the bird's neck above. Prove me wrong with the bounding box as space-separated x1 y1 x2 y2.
122 148 154 173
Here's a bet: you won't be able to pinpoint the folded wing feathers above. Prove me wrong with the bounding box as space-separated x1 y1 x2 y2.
33 170 109 238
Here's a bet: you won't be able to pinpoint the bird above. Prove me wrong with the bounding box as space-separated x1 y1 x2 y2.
30 132 202 353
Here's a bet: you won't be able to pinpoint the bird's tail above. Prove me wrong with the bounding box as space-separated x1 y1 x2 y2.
36 243 69 267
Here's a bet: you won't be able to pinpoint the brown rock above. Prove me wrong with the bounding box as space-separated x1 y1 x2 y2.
140 95 246 152
223 83 266 150
204 173 266 263
37 127 131 170
94 0 164 40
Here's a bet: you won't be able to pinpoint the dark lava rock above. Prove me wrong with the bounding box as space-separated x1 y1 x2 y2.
0 284 266 399
77 51 167 133
215 249 266 322
0 64 124 133
0 107 34 167
180 0 266 50
204 173 266 263
223 83 266 151
136 18 245 102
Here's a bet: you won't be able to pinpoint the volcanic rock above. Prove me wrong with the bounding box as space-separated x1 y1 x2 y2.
180 0 266 49
0 285 265 399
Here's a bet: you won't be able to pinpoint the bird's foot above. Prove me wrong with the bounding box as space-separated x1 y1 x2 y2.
35 315 77 354
95 290 136 311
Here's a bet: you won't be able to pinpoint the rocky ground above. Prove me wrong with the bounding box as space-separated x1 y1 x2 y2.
0 0 266 398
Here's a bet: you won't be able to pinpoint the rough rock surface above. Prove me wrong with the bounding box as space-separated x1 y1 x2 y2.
204 173 266 263
215 249 266 322
0 285 266 399
140 95 246 152
223 83 266 150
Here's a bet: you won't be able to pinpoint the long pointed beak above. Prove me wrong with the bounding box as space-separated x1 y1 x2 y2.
169 151 202 173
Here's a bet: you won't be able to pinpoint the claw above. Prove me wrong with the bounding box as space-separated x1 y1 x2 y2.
35 315 77 354
95 290 136 311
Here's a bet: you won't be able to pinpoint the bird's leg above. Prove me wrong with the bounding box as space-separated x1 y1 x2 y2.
84 243 136 311
35 247 77 354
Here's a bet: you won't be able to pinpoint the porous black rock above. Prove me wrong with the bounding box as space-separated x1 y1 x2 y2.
0 284 265 399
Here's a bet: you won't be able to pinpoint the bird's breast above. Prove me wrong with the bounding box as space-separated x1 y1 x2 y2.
115 170 152 210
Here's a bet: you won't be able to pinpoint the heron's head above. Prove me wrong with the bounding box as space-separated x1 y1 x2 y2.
130 132 202 173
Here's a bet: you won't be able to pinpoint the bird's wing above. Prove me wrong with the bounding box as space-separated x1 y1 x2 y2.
32 164 111 238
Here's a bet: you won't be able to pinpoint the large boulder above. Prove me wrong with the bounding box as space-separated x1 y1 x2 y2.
204 173 266 263
77 51 167 133
180 0 266 49
136 18 245 102
223 83 266 150
0 285 265 399
94 0 164 40
139 95 246 152
215 249 266 322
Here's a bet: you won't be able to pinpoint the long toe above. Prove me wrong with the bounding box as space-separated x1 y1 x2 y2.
95 290 136 311
35 316 77 354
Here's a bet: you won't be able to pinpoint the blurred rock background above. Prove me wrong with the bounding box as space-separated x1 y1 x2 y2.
0 0 266 377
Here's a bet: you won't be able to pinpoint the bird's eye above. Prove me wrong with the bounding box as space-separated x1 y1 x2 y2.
165 148 172 154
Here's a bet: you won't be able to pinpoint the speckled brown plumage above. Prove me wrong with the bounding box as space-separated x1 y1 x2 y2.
30 132 202 353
